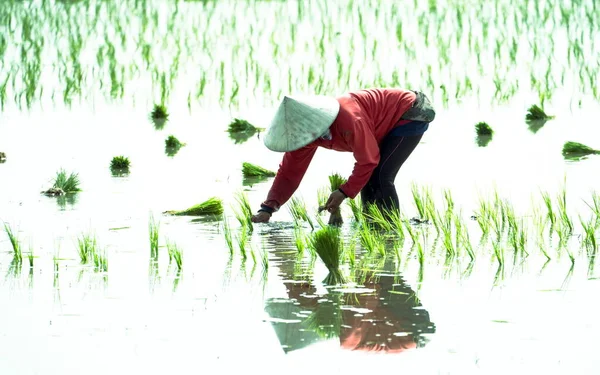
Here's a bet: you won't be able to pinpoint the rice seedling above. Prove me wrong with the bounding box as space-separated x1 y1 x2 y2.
76 233 97 264
540 191 556 228
165 135 185 149
365 203 393 232
579 215 597 254
233 191 253 233
561 141 600 160
167 240 183 272
236 226 249 260
288 196 314 230
475 122 494 136
92 249 108 273
556 186 573 234
3 222 22 262
525 104 554 122
492 241 504 266
151 104 169 120
222 217 234 255
307 226 347 285
109 156 130 175
294 226 306 254
242 162 276 178
358 223 385 256
149 214 160 260
411 183 428 220
49 169 81 194
164 197 224 216
347 195 363 222
440 213 455 258
385 207 405 242
583 192 600 228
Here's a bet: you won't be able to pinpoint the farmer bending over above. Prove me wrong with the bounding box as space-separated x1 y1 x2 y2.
251 88 435 223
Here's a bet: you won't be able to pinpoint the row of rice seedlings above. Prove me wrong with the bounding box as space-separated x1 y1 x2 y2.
164 197 224 216
307 226 347 285
532 203 552 261
166 240 183 272
241 162 276 178
440 212 456 258
525 104 554 123
288 196 314 231
234 191 254 233
236 224 249 260
411 183 432 221
149 214 160 260
555 185 573 234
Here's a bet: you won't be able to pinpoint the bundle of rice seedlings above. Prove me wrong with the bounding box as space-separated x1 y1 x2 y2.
475 122 494 136
561 141 600 160
324 173 347 226
45 169 81 194
165 135 185 149
3 222 22 262
525 104 554 122
227 118 265 144
164 197 224 216
110 156 130 170
347 196 363 222
307 226 347 285
242 162 276 178
151 104 169 120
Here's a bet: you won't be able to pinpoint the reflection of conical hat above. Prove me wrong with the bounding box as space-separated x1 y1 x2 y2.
264 95 340 152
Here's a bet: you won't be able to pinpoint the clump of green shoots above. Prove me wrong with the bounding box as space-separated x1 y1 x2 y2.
364 203 392 232
526 104 554 122
92 249 108 273
475 122 494 136
454 213 475 261
44 169 81 195
358 223 385 255
110 156 130 174
3 222 22 262
347 195 363 222
307 226 347 285
76 233 97 264
288 196 314 230
165 135 185 149
167 240 183 272
561 141 600 160
222 217 234 255
242 162 276 178
227 118 265 144
322 173 347 226
556 185 573 234
579 215 597 254
233 191 253 232
411 183 435 222
151 104 169 120
236 226 249 260
164 197 224 216
294 226 306 254
149 214 160 260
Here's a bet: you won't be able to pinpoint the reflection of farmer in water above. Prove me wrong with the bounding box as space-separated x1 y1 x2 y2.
264 255 436 353
251 88 435 224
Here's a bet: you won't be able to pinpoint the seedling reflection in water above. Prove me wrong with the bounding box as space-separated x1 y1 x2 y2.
167 241 183 272
149 214 160 260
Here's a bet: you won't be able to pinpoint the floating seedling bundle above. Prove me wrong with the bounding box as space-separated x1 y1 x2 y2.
227 118 265 144
307 226 347 285
242 162 276 178
110 156 130 176
164 197 224 216
150 104 169 129
42 169 81 196
562 141 600 160
475 122 494 147
525 104 554 133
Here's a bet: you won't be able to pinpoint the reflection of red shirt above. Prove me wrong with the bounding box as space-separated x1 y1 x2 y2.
263 88 417 210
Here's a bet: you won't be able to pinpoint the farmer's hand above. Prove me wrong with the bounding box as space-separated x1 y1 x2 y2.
325 190 346 213
251 211 271 223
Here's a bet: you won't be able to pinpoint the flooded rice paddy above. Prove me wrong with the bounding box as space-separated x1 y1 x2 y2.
1 0 600 374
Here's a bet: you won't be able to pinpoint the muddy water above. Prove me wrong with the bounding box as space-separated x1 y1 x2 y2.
2 0 600 374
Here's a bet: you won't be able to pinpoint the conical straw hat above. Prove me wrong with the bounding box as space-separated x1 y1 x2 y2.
264 95 340 152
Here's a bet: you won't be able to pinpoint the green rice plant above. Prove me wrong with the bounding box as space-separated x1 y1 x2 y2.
236 226 249 260
454 213 475 261
165 197 224 216
526 104 554 122
540 191 556 228
411 183 428 220
242 162 276 178
151 104 169 120
492 241 504 266
294 226 306 254
149 214 160 260
533 205 551 260
347 196 363 222
583 192 600 228
222 217 234 255
52 169 81 193
365 203 393 232
3 222 22 262
358 224 385 256
307 226 347 285
404 220 419 245
92 249 108 273
385 207 405 242
261 249 269 272
165 135 185 149
440 213 455 258
475 122 494 136
27 246 34 269
288 196 314 230
76 233 97 264
326 173 347 226
227 118 264 134
110 156 130 171
556 186 573 234
562 141 600 160
579 215 597 254
233 191 253 233
345 235 358 266
167 240 183 272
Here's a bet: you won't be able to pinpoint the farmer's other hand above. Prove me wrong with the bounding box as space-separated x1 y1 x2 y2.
325 190 346 212
251 211 271 223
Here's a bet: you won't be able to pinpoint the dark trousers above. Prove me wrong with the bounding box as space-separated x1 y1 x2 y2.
360 133 423 211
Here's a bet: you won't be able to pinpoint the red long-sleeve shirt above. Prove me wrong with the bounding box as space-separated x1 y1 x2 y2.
263 88 417 211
